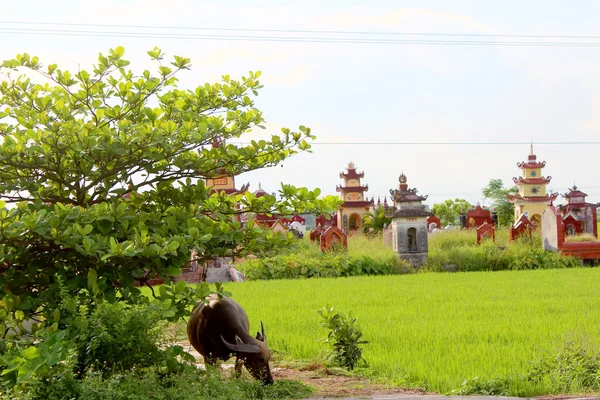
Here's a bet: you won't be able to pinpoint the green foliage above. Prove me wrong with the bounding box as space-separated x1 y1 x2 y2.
68 301 193 376
7 363 312 400
318 305 368 370
0 327 72 391
0 47 338 335
482 178 518 226
455 342 600 396
362 206 392 234
425 229 580 272
528 342 600 394
2 293 312 400
225 268 600 396
432 198 472 227
238 235 404 280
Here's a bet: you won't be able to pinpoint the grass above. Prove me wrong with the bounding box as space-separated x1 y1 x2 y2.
205 268 600 396
425 228 582 272
237 234 409 280
565 233 599 242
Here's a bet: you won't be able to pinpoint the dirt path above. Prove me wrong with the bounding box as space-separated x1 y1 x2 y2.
176 341 599 400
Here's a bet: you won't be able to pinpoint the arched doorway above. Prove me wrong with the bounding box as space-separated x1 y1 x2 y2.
407 227 417 251
567 224 576 236
349 213 361 231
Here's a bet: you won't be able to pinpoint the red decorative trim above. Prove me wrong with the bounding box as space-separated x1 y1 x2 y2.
513 176 551 185
339 169 365 179
517 161 546 168
563 190 588 198
336 185 368 193
340 200 374 208
507 193 558 202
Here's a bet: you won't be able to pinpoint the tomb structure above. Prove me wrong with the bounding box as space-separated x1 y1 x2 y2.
508 145 558 229
389 173 432 267
556 186 599 238
336 162 374 234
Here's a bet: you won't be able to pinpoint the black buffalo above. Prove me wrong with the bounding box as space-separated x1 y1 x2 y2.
187 296 273 384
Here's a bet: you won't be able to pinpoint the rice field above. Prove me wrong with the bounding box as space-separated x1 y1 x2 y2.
214 268 600 394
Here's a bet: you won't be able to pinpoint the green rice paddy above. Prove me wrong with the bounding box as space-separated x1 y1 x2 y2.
216 268 600 394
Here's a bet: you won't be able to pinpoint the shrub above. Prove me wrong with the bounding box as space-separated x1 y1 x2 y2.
12 365 313 400
238 234 406 280
425 229 580 272
528 342 600 393
318 305 368 370
453 342 600 397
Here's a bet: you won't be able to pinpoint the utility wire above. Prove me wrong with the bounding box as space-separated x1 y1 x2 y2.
2 20 600 40
231 141 600 145
2 27 600 47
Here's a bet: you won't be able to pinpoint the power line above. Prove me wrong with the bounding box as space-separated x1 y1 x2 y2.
2 20 600 40
2 27 600 47
231 141 600 145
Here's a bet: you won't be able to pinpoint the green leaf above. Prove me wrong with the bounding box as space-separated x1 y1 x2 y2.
175 279 187 294
21 346 40 360
53 308 61 322
164 266 182 277
87 269 98 293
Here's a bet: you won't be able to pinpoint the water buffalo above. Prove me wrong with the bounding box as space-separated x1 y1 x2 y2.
187 296 274 384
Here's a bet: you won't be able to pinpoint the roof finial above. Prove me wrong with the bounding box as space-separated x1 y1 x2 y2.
258 182 262 190
530 138 534 155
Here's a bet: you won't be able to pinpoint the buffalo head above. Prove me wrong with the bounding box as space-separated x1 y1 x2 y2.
221 321 273 384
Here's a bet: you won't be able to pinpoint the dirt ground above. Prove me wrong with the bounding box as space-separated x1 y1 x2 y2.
176 340 600 399
176 340 423 398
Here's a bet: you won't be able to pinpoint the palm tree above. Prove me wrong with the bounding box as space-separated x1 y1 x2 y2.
362 206 392 234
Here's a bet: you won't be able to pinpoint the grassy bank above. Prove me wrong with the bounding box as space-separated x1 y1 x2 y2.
238 234 408 280
210 268 600 396
424 229 581 272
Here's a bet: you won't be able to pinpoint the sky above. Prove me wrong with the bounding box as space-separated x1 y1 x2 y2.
2 0 600 208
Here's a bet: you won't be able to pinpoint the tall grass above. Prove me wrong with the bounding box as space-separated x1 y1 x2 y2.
238 234 408 280
213 268 600 396
425 229 581 272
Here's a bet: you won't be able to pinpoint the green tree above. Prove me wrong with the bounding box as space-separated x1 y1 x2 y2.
0 47 339 337
432 198 472 227
482 179 518 226
362 205 392 233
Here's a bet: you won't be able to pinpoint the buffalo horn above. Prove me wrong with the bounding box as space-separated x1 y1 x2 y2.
221 335 260 354
261 321 266 342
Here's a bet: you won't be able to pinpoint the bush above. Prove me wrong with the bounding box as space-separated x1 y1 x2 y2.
13 365 313 400
425 229 581 272
69 301 179 376
318 305 368 370
2 296 313 400
238 234 406 280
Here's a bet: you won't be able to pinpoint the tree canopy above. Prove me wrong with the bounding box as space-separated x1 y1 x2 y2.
0 47 339 335
432 198 472 227
482 179 518 226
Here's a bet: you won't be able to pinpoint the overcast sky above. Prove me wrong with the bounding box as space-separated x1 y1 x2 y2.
2 0 600 207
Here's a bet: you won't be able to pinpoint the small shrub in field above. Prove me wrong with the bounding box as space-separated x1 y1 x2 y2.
318 305 368 370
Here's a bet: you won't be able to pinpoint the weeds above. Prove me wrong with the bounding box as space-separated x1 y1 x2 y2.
318 305 368 370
